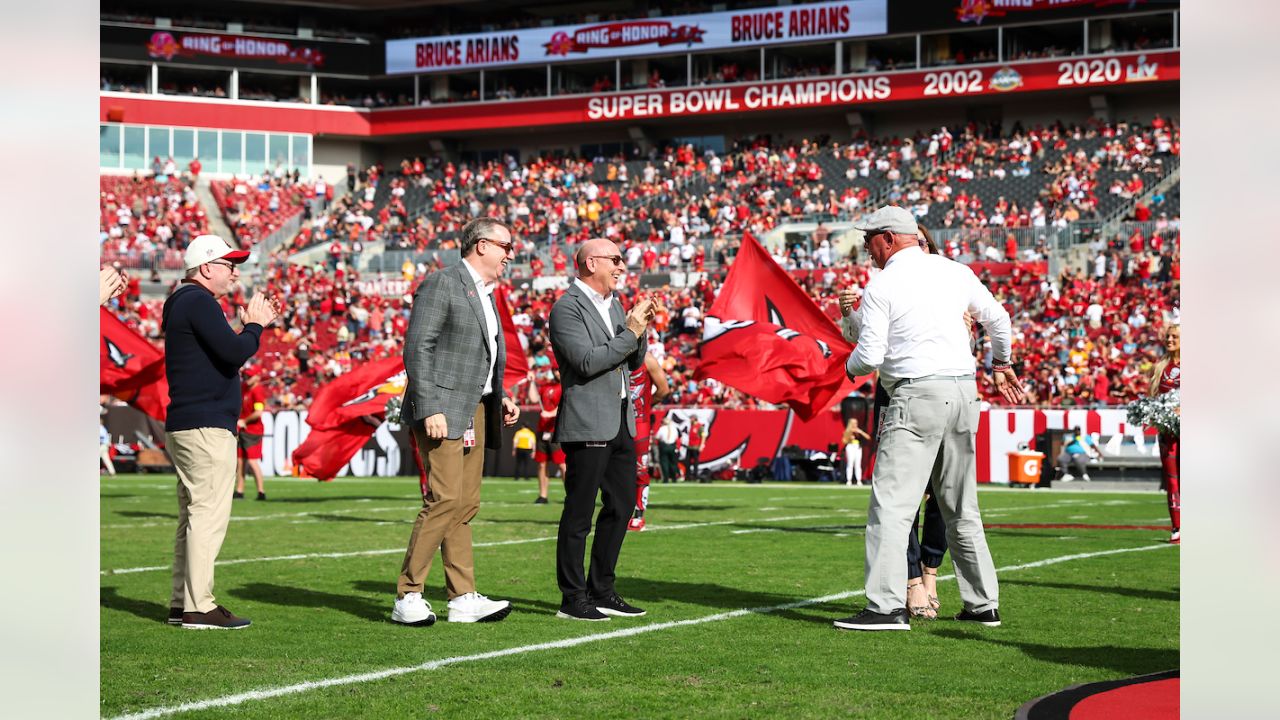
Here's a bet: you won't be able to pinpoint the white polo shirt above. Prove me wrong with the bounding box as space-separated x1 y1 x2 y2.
462 258 499 396
845 246 1012 382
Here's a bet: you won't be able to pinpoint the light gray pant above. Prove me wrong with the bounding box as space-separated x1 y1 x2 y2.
863 376 999 614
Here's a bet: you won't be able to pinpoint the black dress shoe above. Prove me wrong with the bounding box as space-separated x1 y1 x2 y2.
556 597 609 621
833 607 911 631
591 592 646 617
534 496 549 504
167 607 184 625
955 608 1001 627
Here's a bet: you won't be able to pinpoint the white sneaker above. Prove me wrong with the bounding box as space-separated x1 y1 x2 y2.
392 592 436 626
448 592 512 623
1060 474 1075 483
1081 473 1092 482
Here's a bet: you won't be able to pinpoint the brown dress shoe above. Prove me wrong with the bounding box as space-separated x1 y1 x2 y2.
181 605 252 630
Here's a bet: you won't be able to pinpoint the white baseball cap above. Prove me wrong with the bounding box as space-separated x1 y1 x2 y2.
183 234 250 270
852 206 919 236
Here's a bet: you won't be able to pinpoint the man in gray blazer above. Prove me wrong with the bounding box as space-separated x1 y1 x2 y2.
549 238 655 621
392 217 521 627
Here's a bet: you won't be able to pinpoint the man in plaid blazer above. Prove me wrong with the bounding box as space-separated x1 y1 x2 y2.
392 217 521 627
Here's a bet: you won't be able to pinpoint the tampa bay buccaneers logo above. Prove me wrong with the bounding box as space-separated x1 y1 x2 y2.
104 338 134 369
341 370 408 407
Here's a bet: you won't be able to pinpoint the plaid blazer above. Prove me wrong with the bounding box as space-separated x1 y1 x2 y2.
548 282 644 443
400 261 504 448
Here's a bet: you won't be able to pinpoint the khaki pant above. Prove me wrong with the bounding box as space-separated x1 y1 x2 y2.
398 403 486 600
167 428 238 613
863 377 999 615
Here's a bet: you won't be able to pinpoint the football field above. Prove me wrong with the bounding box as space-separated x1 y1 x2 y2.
101 475 1179 719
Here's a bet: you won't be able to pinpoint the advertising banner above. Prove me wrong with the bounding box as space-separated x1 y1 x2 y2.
249 406 1152 483
385 1 887 74
101 50 1176 136
101 24 376 74
890 0 1180 33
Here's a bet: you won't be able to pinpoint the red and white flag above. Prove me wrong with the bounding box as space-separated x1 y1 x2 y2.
100 307 169 421
696 233 869 421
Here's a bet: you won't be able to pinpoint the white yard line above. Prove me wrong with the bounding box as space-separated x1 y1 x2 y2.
106 543 1175 720
101 513 852 575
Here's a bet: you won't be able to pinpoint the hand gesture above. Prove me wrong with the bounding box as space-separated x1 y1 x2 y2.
502 397 520 426
239 292 280 328
838 287 862 317
423 413 447 439
100 266 126 305
626 298 655 337
993 366 1027 405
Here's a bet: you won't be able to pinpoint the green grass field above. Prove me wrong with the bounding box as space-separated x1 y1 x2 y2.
101 475 1179 720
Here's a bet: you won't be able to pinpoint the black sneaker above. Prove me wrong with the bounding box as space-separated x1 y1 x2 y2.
167 607 183 625
256 492 266 501
833 608 911 631
591 592 646 617
232 491 245 499
534 496 548 504
556 597 609 622
181 605 251 630
955 608 1001 627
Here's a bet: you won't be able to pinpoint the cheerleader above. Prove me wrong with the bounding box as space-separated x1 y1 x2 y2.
1149 324 1180 544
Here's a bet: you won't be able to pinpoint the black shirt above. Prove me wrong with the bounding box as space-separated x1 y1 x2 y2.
162 284 262 433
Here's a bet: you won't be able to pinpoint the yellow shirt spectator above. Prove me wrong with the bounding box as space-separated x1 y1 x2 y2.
513 427 536 450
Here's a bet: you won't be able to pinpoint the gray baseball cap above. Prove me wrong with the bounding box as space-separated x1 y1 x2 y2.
852 206 919 236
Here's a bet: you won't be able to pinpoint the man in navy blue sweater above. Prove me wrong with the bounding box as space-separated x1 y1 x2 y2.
163 234 279 630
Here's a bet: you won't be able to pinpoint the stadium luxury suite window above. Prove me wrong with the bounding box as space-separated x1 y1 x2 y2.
846 36 917 73
1091 13 1176 54
921 28 998 68
764 42 835 81
691 48 759 86
155 65 229 99
1003 21 1084 62
101 62 150 94
625 54 688 91
552 60 615 96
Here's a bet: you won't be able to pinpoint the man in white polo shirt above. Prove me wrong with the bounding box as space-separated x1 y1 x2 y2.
834 206 1026 632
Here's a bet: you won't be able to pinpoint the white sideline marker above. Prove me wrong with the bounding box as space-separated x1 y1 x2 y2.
107 543 1175 720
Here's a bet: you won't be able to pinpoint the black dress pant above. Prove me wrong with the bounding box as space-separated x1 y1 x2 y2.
556 410 636 601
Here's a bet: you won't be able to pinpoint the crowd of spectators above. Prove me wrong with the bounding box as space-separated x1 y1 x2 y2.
99 168 211 269
209 170 308 246
101 114 1179 417
102 212 1178 415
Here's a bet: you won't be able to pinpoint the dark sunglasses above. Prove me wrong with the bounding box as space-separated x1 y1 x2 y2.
591 255 626 267
481 238 516 255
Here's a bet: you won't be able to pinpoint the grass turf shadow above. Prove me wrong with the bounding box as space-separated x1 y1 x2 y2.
930 628 1179 675
229 582 387 622
101 586 169 624
615 577 842 625
1001 578 1180 603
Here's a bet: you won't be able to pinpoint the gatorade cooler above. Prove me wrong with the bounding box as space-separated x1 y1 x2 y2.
1008 451 1046 486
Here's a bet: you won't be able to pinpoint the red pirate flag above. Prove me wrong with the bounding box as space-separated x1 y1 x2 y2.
696 233 870 421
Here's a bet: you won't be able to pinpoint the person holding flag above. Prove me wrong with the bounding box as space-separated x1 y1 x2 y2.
627 348 671 532
833 206 1024 632
392 217 520 627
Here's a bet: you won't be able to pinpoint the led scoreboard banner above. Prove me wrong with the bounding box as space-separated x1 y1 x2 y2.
386 1 889 74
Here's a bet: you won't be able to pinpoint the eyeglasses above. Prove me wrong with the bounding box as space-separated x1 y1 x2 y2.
481 238 516 255
591 255 626 267
208 260 238 270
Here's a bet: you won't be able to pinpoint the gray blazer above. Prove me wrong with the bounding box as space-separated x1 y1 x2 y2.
399 261 505 449
548 282 644 443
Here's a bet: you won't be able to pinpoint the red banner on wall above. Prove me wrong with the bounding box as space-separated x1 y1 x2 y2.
100 50 1177 137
